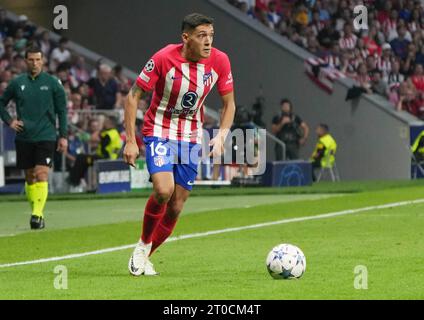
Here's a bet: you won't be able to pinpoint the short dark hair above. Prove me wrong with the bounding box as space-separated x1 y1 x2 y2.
25 46 43 58
319 123 329 132
182 13 214 33
280 98 292 109
106 115 118 127
59 36 69 44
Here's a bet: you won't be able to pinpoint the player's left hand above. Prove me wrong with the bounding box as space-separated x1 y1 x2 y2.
208 136 225 159
57 138 68 153
123 141 139 167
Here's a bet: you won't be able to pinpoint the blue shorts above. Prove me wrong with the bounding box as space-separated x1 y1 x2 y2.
144 136 201 191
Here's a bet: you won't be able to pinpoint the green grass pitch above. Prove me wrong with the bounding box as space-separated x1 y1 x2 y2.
0 181 424 300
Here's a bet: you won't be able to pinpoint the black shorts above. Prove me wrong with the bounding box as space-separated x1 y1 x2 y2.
15 140 56 170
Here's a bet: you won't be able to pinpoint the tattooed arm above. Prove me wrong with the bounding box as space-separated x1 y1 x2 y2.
123 84 145 166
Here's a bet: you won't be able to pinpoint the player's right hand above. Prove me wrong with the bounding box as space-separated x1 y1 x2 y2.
123 141 139 167
9 119 24 133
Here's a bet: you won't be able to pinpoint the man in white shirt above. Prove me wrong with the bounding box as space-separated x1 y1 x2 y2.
49 37 71 72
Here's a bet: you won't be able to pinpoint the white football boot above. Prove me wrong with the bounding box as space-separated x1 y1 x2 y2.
144 259 159 276
128 241 150 276
128 241 158 276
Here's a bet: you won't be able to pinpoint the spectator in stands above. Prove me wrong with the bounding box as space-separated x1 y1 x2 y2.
37 30 52 58
89 64 119 110
378 43 393 79
339 49 356 77
15 15 36 39
56 62 78 89
68 92 83 125
339 23 357 50
377 1 392 25
355 62 372 92
113 64 131 94
370 70 390 98
294 3 309 27
70 55 90 84
362 26 382 57
383 9 399 42
0 8 15 39
402 42 419 76
310 123 337 181
365 55 378 74
386 59 406 104
309 9 325 36
400 0 414 22
408 7 422 33
317 21 340 49
12 54 26 73
408 63 424 92
238 0 255 19
49 37 71 72
266 1 281 31
13 28 27 56
390 25 410 60
68 116 123 190
271 98 309 160
396 87 424 118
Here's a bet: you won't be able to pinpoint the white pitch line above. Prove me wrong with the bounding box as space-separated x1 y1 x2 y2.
1 198 423 269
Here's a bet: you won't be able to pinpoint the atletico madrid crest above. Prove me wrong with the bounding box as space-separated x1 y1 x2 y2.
154 156 165 167
203 72 213 86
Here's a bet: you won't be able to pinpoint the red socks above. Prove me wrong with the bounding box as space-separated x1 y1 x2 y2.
141 195 167 244
150 213 178 255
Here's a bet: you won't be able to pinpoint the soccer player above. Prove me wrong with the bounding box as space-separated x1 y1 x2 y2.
124 13 236 276
0 46 68 229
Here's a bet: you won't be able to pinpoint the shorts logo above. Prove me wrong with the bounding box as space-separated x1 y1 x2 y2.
181 91 198 109
187 181 194 186
154 155 165 167
203 72 213 86
21 85 25 91
144 59 155 73
46 158 51 165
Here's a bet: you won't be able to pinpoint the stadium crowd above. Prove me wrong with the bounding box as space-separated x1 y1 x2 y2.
0 9 151 188
228 0 424 119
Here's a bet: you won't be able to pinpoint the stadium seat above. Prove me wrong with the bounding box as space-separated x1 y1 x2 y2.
316 150 340 182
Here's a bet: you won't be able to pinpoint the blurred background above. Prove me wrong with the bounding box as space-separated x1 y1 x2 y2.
1 0 424 195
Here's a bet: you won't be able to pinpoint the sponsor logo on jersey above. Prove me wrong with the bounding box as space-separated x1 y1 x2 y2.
225 72 233 85
181 91 198 109
21 85 25 91
144 59 155 73
40 86 49 91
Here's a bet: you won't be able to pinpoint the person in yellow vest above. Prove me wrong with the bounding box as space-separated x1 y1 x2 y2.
310 124 337 181
68 116 123 189
411 130 424 162
95 116 122 160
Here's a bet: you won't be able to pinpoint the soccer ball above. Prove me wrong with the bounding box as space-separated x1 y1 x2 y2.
266 244 306 279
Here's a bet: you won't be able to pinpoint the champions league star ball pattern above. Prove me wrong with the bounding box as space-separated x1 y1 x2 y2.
266 244 306 279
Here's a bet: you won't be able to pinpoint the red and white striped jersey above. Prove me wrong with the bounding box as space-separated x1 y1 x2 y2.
377 56 392 78
136 44 234 144
339 34 357 50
